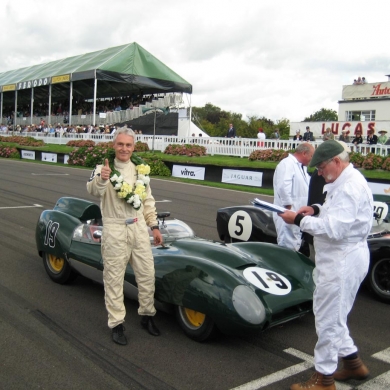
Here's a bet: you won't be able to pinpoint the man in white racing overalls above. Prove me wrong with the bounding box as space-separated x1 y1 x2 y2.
273 143 314 250
279 140 373 390
87 127 163 345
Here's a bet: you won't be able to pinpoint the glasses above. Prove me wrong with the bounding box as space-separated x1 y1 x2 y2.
315 158 334 173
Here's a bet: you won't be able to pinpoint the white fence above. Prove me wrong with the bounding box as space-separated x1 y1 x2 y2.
1 132 389 158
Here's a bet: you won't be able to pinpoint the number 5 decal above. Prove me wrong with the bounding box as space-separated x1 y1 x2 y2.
243 267 292 295
228 211 252 241
44 220 60 248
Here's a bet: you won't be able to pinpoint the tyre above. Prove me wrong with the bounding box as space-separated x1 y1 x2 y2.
368 257 390 303
42 252 77 284
175 306 217 342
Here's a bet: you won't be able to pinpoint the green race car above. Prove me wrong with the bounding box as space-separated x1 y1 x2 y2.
36 197 315 342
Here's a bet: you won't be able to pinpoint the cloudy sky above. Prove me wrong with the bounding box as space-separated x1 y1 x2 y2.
1 0 390 123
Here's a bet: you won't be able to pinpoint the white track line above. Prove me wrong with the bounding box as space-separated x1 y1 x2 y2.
0 204 43 209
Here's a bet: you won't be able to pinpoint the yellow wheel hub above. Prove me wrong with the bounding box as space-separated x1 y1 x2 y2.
183 308 205 327
48 254 65 272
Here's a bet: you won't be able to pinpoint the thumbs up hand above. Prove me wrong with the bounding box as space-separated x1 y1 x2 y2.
101 159 111 181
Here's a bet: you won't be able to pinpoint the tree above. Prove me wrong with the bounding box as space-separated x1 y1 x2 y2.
245 116 275 139
303 108 338 122
275 118 290 140
191 103 287 139
192 103 227 124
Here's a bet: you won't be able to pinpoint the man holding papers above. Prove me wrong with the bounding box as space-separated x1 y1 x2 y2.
278 140 372 390
272 143 314 251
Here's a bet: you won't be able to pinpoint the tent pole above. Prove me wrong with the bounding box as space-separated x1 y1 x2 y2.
152 109 156 152
14 90 17 133
69 81 73 126
0 92 3 123
30 88 34 126
48 84 52 124
93 76 97 126
188 93 192 138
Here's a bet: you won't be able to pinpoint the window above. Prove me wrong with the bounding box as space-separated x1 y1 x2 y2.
345 110 375 121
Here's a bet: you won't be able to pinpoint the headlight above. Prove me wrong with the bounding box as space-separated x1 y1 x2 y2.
73 224 84 239
232 285 266 325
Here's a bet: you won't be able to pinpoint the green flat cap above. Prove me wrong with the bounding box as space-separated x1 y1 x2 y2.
309 140 344 167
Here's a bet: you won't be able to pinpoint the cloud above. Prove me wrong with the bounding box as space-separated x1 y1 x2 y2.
1 0 390 123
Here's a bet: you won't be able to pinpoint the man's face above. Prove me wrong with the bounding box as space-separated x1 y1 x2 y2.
301 146 314 166
113 133 134 162
316 157 339 183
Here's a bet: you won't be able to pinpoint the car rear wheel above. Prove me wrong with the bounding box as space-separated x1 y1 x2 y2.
175 306 217 342
368 257 390 302
43 252 77 284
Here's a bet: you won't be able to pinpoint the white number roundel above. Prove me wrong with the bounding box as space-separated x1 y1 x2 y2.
243 267 292 295
373 201 388 225
228 210 252 241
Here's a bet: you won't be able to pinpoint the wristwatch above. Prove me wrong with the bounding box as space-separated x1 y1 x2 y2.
151 225 159 230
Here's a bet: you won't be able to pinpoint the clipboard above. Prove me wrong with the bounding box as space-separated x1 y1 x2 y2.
252 198 287 213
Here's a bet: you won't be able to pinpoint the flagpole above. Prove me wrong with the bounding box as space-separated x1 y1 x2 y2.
152 108 156 152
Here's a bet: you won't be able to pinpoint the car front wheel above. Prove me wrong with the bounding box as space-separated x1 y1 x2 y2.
175 306 217 342
368 257 390 303
43 252 77 284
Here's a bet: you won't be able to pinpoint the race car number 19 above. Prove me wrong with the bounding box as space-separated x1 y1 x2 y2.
243 267 292 295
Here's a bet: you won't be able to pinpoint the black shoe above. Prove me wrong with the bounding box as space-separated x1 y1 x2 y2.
112 324 127 345
140 316 160 336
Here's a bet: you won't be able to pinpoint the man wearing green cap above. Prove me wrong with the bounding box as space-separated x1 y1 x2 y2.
278 140 373 390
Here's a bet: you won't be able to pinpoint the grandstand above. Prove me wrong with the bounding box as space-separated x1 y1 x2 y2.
0 42 192 136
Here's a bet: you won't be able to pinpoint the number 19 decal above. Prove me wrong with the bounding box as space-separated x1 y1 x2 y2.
243 267 291 295
44 220 60 248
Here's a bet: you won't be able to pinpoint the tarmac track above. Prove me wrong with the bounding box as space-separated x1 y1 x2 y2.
0 159 389 390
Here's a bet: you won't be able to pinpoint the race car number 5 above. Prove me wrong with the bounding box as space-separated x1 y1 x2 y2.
243 267 292 295
228 210 252 241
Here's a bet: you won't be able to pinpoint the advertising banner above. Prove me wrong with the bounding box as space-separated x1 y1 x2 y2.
222 169 263 187
172 165 205 180
21 150 35 160
42 153 58 163
368 182 390 196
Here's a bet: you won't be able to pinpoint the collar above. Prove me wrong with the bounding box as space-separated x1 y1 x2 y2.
289 153 300 164
114 158 132 169
323 163 353 194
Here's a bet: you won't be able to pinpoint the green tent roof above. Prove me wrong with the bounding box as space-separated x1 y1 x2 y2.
0 42 192 101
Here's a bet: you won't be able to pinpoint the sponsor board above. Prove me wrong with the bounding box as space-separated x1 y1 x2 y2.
42 153 58 163
222 169 263 187
290 121 380 139
17 78 49 90
51 74 70 84
172 165 205 180
368 182 390 196
64 155 69 164
21 150 36 160
2 84 16 92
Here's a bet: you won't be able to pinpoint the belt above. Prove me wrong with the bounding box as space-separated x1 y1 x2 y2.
104 217 139 225
125 217 138 225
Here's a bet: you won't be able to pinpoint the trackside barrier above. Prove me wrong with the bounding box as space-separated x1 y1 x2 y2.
1 132 389 158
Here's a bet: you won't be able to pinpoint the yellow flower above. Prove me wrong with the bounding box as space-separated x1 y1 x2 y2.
137 164 150 175
134 183 145 196
118 182 132 198
109 162 149 210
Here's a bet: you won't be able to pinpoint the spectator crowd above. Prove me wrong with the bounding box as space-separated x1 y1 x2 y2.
1 92 160 125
